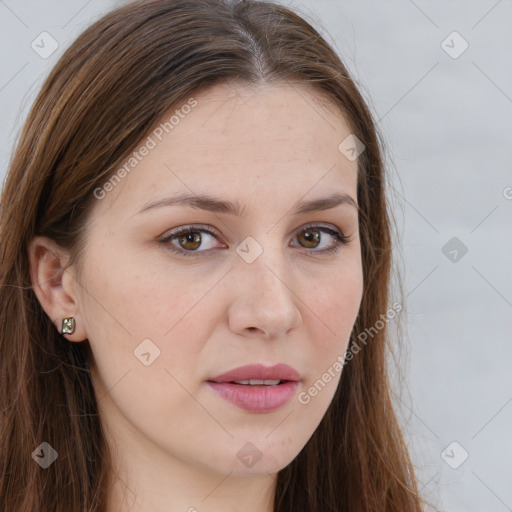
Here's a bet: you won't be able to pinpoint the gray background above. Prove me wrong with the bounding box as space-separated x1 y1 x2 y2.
1 1 511 510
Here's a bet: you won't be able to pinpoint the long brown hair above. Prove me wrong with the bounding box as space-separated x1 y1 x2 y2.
0 0 428 510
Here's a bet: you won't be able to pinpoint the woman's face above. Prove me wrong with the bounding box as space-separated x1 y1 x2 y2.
75 82 363 477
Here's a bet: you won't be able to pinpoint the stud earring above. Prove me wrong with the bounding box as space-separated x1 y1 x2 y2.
61 317 75 335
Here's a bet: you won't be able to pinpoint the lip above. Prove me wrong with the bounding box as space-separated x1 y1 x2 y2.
208 363 301 383
206 364 301 413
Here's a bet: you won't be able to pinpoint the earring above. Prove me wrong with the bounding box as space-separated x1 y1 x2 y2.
61 317 75 335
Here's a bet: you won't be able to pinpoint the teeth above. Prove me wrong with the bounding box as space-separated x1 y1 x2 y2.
232 379 282 386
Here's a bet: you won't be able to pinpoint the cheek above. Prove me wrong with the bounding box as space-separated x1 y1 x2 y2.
79 247 224 390
82 245 214 338
296 263 362 408
79 250 218 431
305 263 363 349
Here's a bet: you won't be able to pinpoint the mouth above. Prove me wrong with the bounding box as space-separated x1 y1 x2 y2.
206 363 301 413
221 379 286 386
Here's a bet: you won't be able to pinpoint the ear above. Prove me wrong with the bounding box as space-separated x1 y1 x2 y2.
28 236 88 342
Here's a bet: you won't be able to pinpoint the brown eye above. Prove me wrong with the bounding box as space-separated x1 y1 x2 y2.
161 225 223 257
291 224 349 255
297 228 321 248
177 231 202 250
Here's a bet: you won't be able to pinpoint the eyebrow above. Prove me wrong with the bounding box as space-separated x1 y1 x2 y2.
137 191 358 217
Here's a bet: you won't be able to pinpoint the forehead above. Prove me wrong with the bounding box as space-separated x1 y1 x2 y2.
94 82 358 217
170 82 354 159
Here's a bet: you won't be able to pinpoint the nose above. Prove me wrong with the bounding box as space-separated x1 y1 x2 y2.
227 245 302 339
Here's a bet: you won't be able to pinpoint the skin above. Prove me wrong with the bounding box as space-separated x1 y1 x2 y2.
29 82 363 512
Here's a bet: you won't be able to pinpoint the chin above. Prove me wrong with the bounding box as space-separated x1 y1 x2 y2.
225 440 302 476
229 457 294 477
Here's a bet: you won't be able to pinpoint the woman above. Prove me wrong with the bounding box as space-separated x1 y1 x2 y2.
0 0 428 510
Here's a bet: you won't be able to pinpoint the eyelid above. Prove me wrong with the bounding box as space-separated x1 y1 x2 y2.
160 224 223 243
295 221 347 237
160 222 346 240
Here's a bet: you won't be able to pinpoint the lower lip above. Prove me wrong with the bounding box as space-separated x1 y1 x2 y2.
206 381 299 413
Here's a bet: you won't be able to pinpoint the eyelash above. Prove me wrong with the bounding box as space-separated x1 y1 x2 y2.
159 223 350 258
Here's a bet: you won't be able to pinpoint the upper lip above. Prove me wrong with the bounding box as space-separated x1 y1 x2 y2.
208 363 301 383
